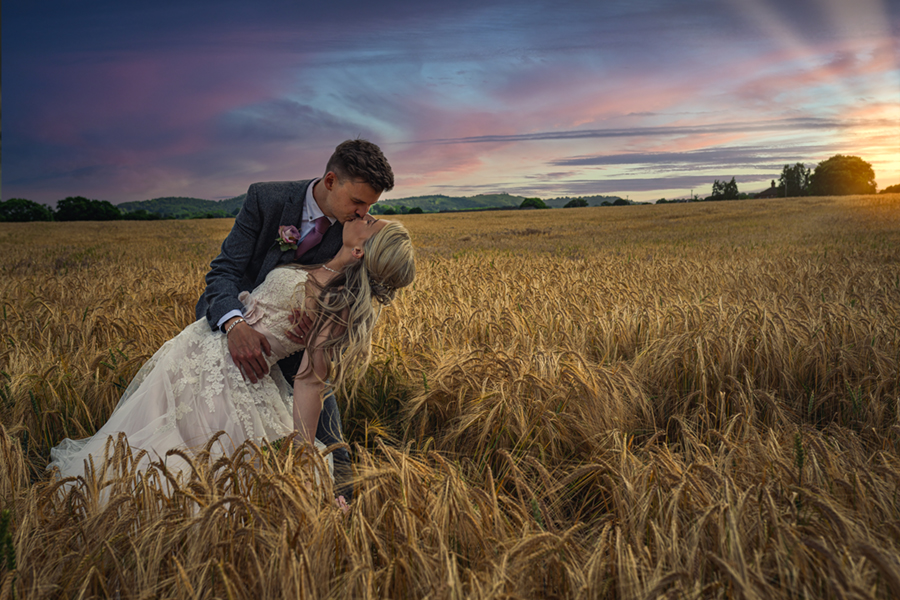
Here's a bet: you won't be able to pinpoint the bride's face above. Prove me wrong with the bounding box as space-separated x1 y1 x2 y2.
343 215 388 252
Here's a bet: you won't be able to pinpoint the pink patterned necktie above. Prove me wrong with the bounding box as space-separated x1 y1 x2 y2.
295 216 331 259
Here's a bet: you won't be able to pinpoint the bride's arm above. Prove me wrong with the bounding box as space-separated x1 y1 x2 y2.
292 311 345 443
292 350 325 444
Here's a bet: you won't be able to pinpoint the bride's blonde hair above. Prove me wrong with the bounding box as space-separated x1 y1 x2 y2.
301 221 415 398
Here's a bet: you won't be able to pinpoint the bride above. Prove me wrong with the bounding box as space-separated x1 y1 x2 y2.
48 217 415 482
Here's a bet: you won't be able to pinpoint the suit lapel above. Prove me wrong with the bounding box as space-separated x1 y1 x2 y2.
256 181 309 285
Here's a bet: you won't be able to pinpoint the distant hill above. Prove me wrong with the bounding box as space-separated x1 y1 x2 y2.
118 195 245 218
117 191 626 218
371 193 526 213
372 193 622 213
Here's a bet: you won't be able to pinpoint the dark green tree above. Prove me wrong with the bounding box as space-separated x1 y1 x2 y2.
809 155 876 196
408 206 424 214
188 211 232 219
520 197 548 209
563 197 589 208
55 196 122 221
880 183 900 194
0 198 54 222
778 163 811 197
121 209 161 221
709 177 740 200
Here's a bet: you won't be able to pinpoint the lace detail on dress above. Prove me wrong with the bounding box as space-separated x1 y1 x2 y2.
149 268 310 441
238 291 262 325
109 320 292 446
240 267 308 358
47 265 335 486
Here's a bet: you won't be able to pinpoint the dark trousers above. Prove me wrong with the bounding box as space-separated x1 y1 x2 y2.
277 352 353 501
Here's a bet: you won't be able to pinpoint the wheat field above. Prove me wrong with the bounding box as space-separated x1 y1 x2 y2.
1 194 899 599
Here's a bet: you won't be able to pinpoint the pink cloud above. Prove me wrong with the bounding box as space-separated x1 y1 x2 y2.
25 46 299 164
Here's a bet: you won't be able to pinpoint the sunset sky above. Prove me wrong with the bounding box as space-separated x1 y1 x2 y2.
4 0 899 205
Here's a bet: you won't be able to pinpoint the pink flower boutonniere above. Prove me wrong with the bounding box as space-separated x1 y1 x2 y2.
275 225 301 251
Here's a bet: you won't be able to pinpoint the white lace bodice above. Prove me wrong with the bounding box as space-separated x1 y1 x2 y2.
238 267 309 362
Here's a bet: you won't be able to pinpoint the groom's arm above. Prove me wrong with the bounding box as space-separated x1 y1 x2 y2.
201 184 275 383
202 184 266 329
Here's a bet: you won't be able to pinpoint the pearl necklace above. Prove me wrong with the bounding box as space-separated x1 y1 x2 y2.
321 264 340 275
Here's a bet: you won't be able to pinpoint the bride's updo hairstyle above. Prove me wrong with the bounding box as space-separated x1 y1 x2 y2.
303 221 415 397
361 221 417 306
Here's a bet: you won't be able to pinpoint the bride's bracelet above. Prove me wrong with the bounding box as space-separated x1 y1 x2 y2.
225 318 246 336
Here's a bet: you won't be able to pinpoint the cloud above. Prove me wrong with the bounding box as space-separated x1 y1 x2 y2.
414 117 882 145
214 100 361 144
549 144 829 169
453 174 744 197
4 0 898 203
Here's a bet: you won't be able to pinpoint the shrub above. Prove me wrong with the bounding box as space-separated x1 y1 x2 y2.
810 155 876 196
520 197 548 209
563 198 588 208
55 196 121 221
0 198 54 222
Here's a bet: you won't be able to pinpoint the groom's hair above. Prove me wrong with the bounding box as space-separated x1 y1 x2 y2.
326 139 395 193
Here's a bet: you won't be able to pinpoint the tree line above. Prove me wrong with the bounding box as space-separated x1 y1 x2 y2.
692 154 891 203
3 154 896 222
371 205 424 215
0 196 242 223
0 196 166 223
767 154 882 198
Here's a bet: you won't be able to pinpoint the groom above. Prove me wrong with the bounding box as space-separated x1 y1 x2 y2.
196 139 394 500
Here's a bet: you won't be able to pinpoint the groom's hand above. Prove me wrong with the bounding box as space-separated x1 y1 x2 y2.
226 318 271 383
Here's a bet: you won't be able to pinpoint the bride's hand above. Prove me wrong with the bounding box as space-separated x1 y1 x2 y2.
286 309 314 346
335 495 350 516
226 319 272 383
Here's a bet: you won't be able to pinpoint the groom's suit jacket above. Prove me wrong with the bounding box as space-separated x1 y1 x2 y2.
196 179 343 331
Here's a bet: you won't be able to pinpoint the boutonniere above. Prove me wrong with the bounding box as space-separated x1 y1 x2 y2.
275 225 301 251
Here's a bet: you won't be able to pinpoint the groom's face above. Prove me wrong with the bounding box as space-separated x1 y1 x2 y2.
324 174 381 223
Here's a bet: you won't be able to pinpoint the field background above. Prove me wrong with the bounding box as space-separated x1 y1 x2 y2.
1 194 899 599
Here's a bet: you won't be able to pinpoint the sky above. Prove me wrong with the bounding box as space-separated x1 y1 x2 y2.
3 0 899 205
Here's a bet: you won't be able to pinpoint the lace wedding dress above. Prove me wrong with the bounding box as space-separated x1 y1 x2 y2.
48 267 327 480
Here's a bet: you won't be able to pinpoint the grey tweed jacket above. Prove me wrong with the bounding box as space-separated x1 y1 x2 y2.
195 180 343 331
